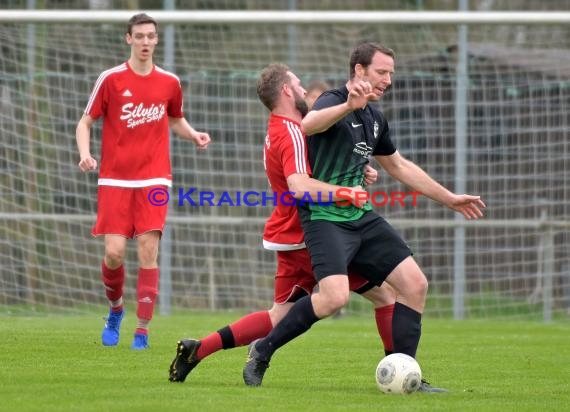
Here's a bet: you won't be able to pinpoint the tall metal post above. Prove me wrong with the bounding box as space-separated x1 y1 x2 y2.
453 0 469 320
159 0 175 316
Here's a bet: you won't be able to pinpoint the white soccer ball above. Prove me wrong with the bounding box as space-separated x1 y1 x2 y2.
375 353 422 394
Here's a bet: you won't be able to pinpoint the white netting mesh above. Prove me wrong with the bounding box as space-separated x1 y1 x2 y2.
1 8 569 318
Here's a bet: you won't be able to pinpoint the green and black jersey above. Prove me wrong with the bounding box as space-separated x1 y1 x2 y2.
300 86 397 223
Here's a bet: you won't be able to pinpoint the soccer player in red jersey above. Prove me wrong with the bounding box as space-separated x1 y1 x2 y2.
76 13 210 350
168 63 397 382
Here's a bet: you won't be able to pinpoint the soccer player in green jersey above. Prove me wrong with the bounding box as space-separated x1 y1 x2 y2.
243 42 485 389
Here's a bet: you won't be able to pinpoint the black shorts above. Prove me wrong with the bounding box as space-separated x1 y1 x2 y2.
302 211 412 285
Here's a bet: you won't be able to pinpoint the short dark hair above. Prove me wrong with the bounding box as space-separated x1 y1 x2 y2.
257 63 291 111
349 42 395 78
127 13 158 35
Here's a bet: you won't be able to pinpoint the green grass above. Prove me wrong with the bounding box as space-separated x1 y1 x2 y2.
0 313 568 412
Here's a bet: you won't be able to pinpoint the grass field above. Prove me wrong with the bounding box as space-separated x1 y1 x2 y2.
1 312 568 412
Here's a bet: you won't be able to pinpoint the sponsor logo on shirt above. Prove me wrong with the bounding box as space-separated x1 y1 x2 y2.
353 141 373 157
120 102 166 129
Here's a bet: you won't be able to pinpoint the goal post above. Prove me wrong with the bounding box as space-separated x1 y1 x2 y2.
2 10 570 24
1 9 569 321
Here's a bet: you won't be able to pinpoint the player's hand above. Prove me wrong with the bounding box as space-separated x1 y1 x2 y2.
363 164 378 186
192 132 211 150
347 80 377 110
349 185 369 209
448 194 486 219
78 155 97 172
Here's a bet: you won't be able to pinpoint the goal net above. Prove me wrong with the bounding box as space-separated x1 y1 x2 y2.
1 8 569 320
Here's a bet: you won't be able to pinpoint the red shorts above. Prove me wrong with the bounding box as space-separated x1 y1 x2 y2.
92 186 168 238
273 248 372 304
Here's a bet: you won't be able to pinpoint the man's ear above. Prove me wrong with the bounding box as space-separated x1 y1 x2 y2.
354 63 364 78
282 83 293 97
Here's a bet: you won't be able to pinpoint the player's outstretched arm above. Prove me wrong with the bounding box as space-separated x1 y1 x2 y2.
169 117 211 150
445 194 486 220
76 114 97 172
375 151 486 219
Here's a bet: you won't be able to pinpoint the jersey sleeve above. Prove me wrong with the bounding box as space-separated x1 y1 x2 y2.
168 78 184 118
84 72 108 119
372 116 397 156
281 122 312 178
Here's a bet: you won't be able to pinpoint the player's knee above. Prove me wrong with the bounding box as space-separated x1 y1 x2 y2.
321 289 349 315
412 273 428 299
104 250 125 267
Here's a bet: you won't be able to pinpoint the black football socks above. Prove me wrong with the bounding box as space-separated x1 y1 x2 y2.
255 295 319 361
392 302 422 358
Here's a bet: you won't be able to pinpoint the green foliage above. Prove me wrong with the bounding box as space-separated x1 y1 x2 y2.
0 313 568 411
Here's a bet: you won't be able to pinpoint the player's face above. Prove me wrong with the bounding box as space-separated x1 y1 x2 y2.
126 23 158 62
293 89 309 118
361 51 394 100
287 72 309 117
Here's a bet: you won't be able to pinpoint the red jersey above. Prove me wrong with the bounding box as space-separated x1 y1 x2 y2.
85 62 184 187
262 114 311 251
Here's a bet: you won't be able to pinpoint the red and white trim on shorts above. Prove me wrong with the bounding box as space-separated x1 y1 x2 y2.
97 178 172 188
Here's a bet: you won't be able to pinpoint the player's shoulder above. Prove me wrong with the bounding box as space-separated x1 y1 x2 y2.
323 87 345 98
313 87 344 109
320 86 346 100
154 65 181 83
269 115 303 143
96 62 128 81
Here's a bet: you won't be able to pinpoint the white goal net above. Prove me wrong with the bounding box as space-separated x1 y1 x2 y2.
1 7 569 320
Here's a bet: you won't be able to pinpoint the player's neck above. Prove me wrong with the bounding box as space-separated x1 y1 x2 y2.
272 108 302 123
128 57 154 76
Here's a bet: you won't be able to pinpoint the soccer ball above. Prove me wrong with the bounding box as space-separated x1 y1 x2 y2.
375 353 422 394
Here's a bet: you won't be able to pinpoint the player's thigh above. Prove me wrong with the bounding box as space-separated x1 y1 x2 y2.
273 249 315 304
302 220 360 280
136 230 161 266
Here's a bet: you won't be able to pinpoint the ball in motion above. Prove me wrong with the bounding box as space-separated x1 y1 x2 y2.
375 353 422 394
